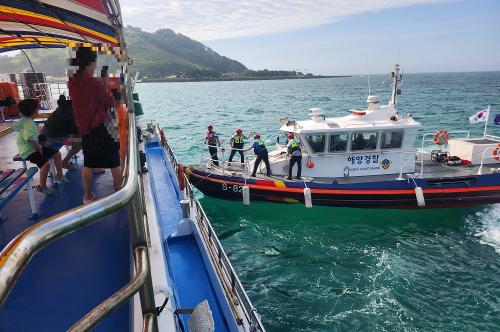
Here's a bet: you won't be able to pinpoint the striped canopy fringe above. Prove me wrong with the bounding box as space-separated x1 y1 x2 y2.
0 0 121 52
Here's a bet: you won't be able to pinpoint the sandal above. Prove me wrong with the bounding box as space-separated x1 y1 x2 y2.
83 193 96 205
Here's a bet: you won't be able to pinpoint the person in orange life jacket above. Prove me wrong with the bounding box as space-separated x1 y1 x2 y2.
245 134 271 177
228 128 251 167
287 132 302 180
205 124 220 166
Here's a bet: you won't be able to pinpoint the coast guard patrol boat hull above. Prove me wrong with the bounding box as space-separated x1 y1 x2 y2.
187 65 500 209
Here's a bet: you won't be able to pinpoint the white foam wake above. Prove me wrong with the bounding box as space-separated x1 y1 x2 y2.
476 205 500 253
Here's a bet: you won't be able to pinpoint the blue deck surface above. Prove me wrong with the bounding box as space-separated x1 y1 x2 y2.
0 147 132 331
146 142 229 332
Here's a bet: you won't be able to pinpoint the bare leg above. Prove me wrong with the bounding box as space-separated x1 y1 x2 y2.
82 167 93 200
53 151 64 177
62 145 81 168
39 161 50 189
110 166 122 190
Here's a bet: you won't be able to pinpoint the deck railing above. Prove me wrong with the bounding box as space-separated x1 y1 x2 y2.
420 130 470 150
159 128 265 332
198 144 254 177
0 109 158 330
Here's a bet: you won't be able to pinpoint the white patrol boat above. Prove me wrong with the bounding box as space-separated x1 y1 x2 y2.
187 65 500 208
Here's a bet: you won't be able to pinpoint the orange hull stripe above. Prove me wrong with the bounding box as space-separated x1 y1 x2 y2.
191 172 500 195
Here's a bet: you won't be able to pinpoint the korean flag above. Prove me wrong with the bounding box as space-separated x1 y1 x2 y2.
469 108 490 124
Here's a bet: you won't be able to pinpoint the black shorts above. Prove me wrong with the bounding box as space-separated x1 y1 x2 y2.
26 146 59 169
82 125 120 168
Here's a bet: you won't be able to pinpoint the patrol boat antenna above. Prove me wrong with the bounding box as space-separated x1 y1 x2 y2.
390 64 403 108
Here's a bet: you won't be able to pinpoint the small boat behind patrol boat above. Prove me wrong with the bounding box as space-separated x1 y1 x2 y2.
186 65 500 209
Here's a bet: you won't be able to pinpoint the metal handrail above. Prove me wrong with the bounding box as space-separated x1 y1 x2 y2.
193 196 264 331
69 246 149 331
420 130 470 150
0 114 138 304
199 143 253 176
396 151 423 180
477 146 500 175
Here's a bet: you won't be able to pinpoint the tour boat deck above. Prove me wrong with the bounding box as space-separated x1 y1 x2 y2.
0 131 132 331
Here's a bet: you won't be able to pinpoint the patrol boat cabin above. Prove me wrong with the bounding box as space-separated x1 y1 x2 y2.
270 97 420 179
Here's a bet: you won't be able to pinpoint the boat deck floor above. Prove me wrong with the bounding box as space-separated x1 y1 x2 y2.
198 158 499 185
0 132 131 331
146 142 229 332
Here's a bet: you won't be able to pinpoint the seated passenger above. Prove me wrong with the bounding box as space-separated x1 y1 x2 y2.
367 134 377 149
352 133 366 150
45 95 81 171
330 136 346 152
12 99 69 195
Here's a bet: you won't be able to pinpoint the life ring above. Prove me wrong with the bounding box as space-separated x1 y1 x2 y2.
177 162 185 190
433 130 449 145
159 129 167 146
306 156 315 168
492 144 500 161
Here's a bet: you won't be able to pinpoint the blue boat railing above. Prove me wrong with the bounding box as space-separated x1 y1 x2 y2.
0 110 159 331
159 127 266 331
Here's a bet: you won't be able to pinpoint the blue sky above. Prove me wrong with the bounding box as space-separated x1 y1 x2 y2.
121 0 500 75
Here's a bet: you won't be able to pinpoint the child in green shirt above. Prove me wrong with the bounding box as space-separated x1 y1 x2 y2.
12 99 68 195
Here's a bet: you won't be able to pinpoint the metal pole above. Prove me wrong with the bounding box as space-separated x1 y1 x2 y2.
483 105 491 139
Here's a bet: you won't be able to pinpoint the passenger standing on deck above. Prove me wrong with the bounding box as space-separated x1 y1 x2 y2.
205 125 220 166
246 134 271 177
12 99 69 195
228 128 251 167
287 133 302 180
68 47 121 205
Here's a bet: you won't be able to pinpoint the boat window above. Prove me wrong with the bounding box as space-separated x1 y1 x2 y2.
351 132 378 150
305 134 326 153
381 130 404 149
328 133 348 152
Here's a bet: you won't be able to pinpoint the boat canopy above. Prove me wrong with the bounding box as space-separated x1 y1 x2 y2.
0 0 122 53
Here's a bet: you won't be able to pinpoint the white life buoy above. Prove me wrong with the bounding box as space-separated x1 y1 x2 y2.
304 188 312 208
415 187 425 207
242 185 250 206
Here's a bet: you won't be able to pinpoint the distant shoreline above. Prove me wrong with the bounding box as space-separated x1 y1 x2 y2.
139 75 351 83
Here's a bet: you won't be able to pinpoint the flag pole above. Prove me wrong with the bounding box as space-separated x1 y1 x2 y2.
483 105 491 139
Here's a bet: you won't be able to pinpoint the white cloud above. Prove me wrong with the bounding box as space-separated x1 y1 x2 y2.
120 0 452 41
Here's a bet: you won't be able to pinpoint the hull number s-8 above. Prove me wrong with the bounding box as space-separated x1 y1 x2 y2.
222 183 243 192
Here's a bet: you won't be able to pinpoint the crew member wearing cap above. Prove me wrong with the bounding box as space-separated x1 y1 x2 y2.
205 124 220 166
245 134 271 177
228 128 251 167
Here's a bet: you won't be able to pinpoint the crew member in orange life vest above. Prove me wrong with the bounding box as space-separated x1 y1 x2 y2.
245 134 271 177
205 124 220 166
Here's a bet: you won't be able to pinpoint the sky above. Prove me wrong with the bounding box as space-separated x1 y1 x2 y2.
115 0 495 74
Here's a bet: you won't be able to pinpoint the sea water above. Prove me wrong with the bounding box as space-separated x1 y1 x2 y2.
136 72 500 331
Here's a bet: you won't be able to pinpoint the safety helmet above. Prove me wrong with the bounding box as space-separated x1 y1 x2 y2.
236 128 242 134
288 132 294 139
254 134 260 140
207 124 213 130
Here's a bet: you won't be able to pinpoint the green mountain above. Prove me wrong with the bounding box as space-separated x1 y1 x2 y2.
125 26 247 77
0 26 247 77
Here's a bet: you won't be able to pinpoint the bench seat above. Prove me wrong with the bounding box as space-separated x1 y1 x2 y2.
0 167 38 221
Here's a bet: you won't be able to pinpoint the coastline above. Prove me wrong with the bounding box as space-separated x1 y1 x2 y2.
139 75 351 83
